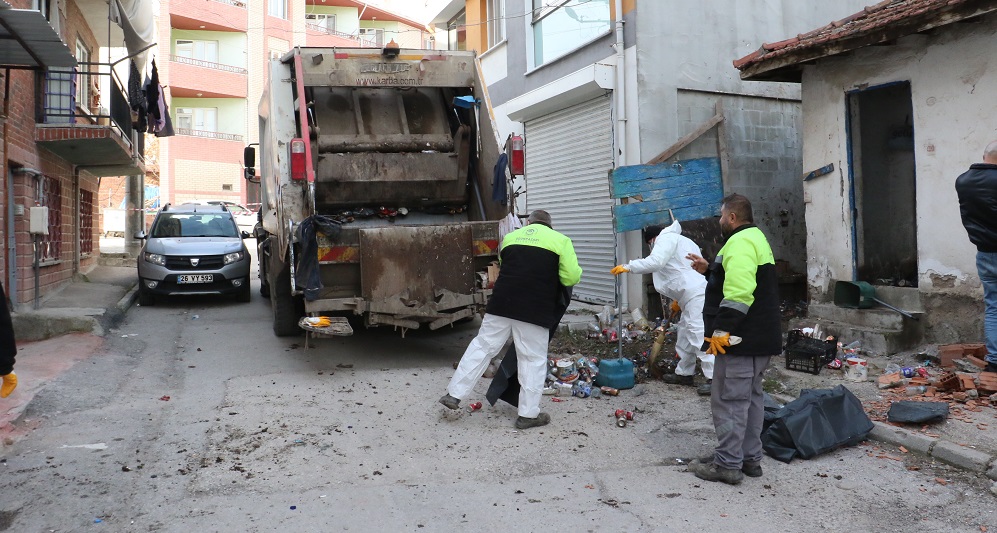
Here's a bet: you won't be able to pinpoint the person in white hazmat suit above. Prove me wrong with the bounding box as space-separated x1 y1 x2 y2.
612 220 714 395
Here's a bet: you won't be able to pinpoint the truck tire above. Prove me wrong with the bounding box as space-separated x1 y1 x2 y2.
270 250 304 336
258 234 271 298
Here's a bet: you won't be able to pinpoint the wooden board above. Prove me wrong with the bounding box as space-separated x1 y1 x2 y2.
609 157 723 233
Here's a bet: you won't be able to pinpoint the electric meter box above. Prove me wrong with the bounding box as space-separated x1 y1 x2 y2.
29 206 49 235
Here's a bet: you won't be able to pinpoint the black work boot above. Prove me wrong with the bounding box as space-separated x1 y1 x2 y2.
438 393 460 410
741 461 763 478
662 373 695 386
696 379 712 396
688 461 744 485
515 412 551 429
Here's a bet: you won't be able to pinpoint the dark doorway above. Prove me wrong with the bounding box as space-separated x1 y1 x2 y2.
847 82 917 287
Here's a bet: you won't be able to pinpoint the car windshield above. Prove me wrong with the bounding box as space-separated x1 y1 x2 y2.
151 213 239 238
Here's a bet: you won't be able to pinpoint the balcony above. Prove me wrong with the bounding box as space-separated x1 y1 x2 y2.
169 55 248 99
175 128 244 142
36 66 145 177
170 0 249 32
304 23 366 47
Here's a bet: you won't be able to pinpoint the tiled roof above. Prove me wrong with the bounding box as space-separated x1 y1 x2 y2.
734 0 997 81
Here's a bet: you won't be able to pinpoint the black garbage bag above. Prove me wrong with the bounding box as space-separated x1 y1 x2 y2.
486 286 572 407
887 401 949 424
761 385 874 463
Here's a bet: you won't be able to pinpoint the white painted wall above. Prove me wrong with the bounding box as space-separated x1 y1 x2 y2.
800 16 997 297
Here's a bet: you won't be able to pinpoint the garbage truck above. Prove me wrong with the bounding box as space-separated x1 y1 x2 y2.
246 45 508 337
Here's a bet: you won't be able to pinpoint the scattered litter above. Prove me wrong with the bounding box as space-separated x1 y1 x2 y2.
191 315 199 320
887 401 949 424
95 518 103 523
61 443 107 450
159 396 170 402
899 446 908 453
290 505 297 510
935 477 948 486
337 363 354 369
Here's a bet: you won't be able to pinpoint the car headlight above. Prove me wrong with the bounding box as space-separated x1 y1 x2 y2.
224 251 245 265
144 252 165 266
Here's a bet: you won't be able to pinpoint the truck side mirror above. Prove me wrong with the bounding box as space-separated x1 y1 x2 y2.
244 146 256 182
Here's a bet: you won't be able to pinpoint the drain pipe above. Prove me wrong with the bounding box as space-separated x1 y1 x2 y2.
613 0 628 356
1 68 10 305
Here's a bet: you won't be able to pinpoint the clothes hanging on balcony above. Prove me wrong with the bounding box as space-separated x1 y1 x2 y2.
156 99 175 138
146 59 165 134
128 59 148 133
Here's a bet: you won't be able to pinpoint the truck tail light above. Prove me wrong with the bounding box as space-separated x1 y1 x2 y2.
290 138 306 181
510 135 525 176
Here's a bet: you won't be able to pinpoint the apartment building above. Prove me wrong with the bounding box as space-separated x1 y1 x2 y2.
157 0 431 210
0 0 147 308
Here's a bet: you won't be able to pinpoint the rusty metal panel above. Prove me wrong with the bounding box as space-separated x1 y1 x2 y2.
298 48 476 88
360 225 473 303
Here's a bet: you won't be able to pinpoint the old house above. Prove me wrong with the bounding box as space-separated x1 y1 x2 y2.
735 0 997 350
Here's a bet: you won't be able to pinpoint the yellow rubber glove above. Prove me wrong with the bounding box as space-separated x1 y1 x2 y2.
670 301 681 314
1 372 17 398
704 333 731 356
610 265 629 275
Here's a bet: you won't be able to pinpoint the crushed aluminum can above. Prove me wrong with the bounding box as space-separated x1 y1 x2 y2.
600 386 620 396
616 417 628 428
614 409 634 421
827 358 843 370
466 401 482 413
551 397 565 402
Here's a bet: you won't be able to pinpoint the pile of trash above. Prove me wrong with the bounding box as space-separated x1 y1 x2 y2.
541 356 620 399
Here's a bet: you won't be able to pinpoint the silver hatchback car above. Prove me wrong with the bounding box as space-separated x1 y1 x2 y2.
136 203 252 305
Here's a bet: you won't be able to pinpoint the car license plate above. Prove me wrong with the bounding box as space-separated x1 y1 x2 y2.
177 274 213 284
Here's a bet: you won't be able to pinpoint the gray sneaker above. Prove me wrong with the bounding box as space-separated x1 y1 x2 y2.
515 412 551 429
439 393 460 410
688 461 744 485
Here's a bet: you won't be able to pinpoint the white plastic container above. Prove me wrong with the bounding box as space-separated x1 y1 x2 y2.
844 357 868 382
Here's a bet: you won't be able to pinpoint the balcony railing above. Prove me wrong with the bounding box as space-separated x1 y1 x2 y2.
305 23 369 45
170 55 248 74
41 64 142 152
210 0 246 6
176 128 244 142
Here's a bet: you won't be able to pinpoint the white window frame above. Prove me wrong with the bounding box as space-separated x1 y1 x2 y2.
268 0 287 19
358 28 384 47
177 107 218 133
530 0 611 68
75 39 91 113
175 39 219 63
305 13 336 32
488 0 506 48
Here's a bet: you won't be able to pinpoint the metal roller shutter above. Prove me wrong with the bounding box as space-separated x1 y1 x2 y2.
525 95 615 303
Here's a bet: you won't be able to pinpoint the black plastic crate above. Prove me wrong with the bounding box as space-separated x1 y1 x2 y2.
784 330 837 375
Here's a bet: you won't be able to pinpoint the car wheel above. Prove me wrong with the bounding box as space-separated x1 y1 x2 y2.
138 284 156 306
237 281 252 303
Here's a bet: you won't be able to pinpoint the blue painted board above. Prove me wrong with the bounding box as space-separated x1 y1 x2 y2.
609 156 723 233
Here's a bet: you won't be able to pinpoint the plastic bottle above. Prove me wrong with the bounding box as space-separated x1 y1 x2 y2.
884 363 902 375
905 385 927 396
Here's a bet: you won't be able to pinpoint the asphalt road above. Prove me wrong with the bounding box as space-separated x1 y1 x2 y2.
0 271 995 531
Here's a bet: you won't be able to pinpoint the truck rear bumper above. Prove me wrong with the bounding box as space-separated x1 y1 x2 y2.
304 290 490 331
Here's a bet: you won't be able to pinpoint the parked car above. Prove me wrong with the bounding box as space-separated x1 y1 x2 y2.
188 200 257 233
135 203 252 305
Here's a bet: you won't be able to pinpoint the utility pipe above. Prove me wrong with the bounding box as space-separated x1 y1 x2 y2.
613 0 628 356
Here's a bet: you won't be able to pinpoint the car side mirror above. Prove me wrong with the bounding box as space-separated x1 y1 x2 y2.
134 231 146 240
241 231 251 239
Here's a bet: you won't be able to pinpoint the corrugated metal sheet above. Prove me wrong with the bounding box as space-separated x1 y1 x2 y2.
525 95 616 303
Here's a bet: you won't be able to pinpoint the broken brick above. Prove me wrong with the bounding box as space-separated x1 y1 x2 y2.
936 372 959 392
966 355 987 369
878 372 903 389
965 343 987 359
939 344 964 368
958 374 977 391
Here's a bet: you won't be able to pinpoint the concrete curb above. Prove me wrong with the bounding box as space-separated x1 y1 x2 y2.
868 421 997 477
99 282 139 334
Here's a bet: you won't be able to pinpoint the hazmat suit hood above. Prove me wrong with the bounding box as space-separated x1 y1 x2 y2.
660 219 682 237
625 218 705 301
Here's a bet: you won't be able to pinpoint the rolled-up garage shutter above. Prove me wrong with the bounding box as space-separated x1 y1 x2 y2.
525 94 615 303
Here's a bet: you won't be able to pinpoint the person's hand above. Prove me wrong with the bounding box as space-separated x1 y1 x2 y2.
670 301 681 314
703 332 730 355
1 372 17 398
610 265 629 275
686 253 708 274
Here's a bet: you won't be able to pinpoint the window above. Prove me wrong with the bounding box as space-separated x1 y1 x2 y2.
37 176 62 262
43 68 75 123
305 13 336 32
268 0 286 19
32 0 49 19
488 0 506 47
532 0 610 66
175 40 219 63
75 39 91 112
80 189 94 255
176 107 218 132
358 28 384 47
447 10 466 51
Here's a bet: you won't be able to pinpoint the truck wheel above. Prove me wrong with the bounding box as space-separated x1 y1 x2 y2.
138 283 155 306
258 235 271 298
270 251 304 336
